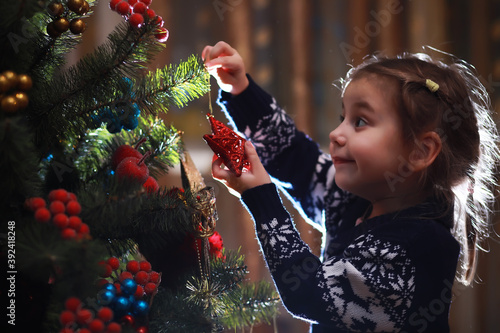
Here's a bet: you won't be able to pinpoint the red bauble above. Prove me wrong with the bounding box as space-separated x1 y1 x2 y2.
116 1 131 15
136 326 148 333
139 260 151 272
203 114 249 177
49 200 66 214
106 322 122 333
53 213 69 228
115 151 151 184
208 231 224 258
35 207 51 223
152 14 163 26
97 307 114 323
25 197 46 211
49 189 70 203
129 13 144 27
119 271 134 282
76 308 94 325
66 200 82 215
111 138 146 170
109 0 121 10
126 260 140 274
78 223 90 235
107 257 121 270
61 228 77 240
60 310 76 326
144 282 157 295
155 27 168 43
132 2 147 14
121 314 135 326
65 297 82 312
68 216 82 229
88 318 105 333
134 285 144 298
134 270 149 285
142 176 159 193
145 8 156 19
148 271 160 284
139 0 152 6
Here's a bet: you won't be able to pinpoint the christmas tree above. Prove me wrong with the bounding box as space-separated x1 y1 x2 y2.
0 1 279 332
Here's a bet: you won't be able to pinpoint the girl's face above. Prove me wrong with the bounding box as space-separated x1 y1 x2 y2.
329 75 414 202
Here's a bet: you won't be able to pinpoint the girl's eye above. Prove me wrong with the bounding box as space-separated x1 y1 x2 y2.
339 115 345 123
355 118 367 127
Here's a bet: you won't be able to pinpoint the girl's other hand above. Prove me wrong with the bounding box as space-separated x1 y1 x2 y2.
202 41 249 95
211 141 271 198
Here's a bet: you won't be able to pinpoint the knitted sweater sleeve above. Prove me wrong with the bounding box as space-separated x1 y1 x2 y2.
217 76 335 230
242 184 416 332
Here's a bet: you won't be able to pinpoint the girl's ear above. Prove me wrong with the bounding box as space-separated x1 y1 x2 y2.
409 131 442 172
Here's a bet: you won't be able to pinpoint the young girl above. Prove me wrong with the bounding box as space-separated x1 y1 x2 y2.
202 41 499 332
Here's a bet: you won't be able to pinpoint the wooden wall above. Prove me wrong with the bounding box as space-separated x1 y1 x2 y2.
73 1 500 332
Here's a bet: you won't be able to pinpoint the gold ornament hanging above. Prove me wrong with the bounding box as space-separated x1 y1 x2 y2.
0 71 32 113
48 2 64 17
46 0 90 38
70 18 86 34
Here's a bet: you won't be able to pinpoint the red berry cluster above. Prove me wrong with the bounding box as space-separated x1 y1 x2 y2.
108 0 168 42
98 257 161 299
25 189 90 240
59 297 121 333
112 140 159 193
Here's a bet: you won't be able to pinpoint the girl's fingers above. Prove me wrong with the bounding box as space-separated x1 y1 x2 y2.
203 41 235 63
243 141 260 166
201 45 212 61
211 156 230 181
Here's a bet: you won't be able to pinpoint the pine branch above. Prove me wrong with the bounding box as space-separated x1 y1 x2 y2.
136 55 211 114
29 20 166 152
219 281 280 330
0 117 43 217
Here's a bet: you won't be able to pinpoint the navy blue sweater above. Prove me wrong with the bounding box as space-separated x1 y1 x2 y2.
217 76 460 332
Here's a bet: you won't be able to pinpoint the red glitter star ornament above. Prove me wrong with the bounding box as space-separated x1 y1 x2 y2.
203 114 249 177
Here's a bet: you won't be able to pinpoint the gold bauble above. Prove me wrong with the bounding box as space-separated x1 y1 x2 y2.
54 17 70 33
48 2 64 17
17 74 33 91
67 0 84 12
15 92 29 109
76 1 90 15
2 70 18 89
0 75 10 92
1 95 18 113
70 19 86 34
47 22 62 38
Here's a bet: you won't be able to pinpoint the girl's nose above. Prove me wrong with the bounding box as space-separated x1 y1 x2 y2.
329 126 347 146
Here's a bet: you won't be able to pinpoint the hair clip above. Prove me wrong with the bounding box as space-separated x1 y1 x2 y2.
425 79 439 93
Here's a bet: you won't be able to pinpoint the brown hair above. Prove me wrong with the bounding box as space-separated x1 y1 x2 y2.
340 51 499 285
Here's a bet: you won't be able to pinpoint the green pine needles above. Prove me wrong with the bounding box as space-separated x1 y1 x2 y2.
1 1 279 332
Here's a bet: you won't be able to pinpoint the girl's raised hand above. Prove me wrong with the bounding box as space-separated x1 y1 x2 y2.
211 141 271 198
202 41 249 95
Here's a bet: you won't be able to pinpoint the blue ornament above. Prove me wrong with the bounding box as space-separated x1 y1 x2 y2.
121 103 141 130
98 289 116 306
131 299 149 317
103 283 117 294
106 113 123 133
113 296 131 315
121 278 138 296
94 77 142 133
